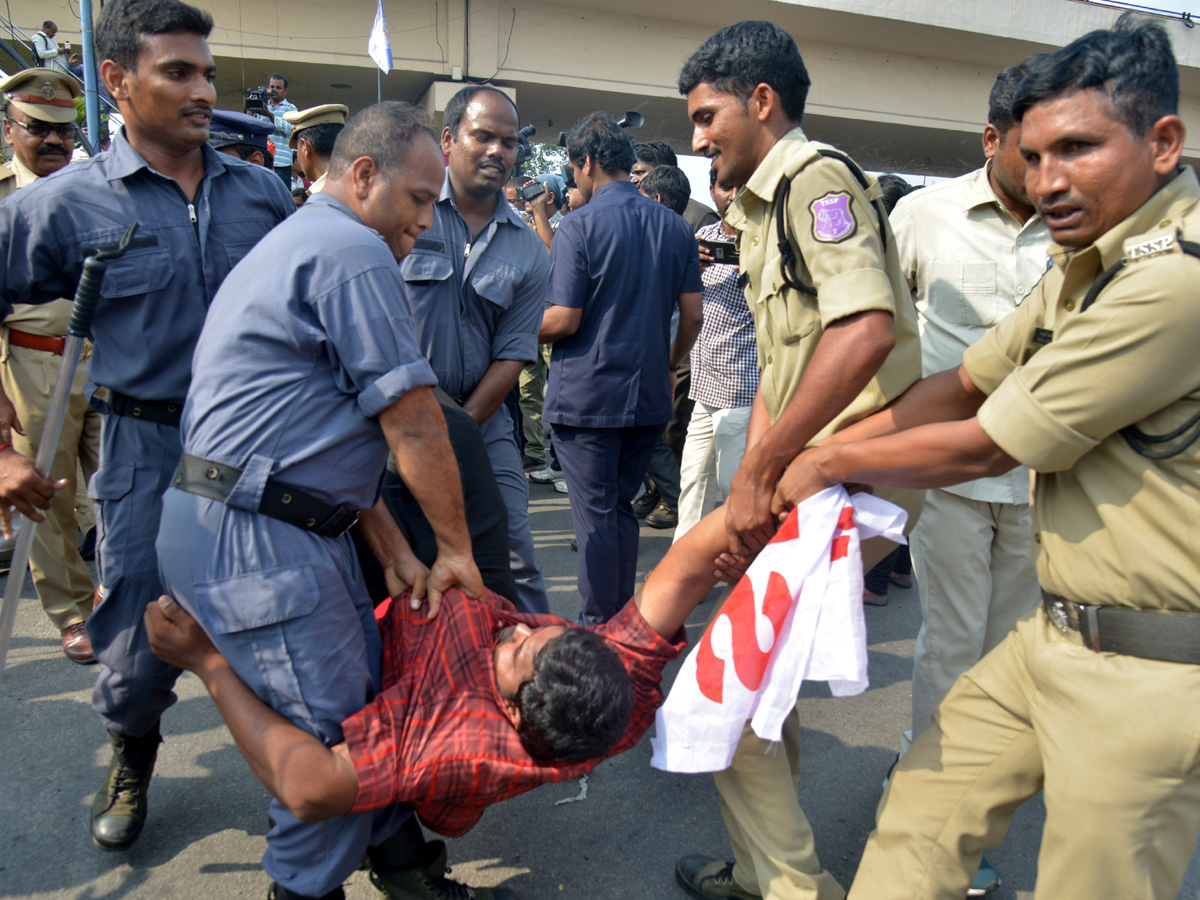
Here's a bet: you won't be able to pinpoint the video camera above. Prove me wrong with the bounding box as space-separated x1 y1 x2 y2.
513 124 537 177
244 87 273 115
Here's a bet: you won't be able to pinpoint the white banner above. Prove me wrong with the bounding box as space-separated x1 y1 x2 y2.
650 486 908 774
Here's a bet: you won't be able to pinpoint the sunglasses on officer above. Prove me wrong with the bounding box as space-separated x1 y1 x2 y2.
6 118 77 141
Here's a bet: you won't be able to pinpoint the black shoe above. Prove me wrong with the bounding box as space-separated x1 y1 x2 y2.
645 501 678 529
569 538 577 552
268 884 346 900
631 490 659 519
91 726 161 851
675 856 760 899
370 839 517 899
79 526 96 561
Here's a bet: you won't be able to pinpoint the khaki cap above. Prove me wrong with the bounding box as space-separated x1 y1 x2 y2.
284 103 348 148
0 68 82 124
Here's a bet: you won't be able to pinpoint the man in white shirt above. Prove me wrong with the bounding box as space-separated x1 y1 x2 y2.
887 55 1052 896
32 21 70 74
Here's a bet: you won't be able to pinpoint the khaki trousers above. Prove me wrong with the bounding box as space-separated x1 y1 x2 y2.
713 488 923 900
518 344 552 465
907 488 1039 746
1 341 100 630
850 608 1200 900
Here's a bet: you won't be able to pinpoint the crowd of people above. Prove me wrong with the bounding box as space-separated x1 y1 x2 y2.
4 2 1200 900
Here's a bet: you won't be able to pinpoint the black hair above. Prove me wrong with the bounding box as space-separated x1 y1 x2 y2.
566 111 636 174
442 85 519 140
516 628 634 763
634 140 678 168
678 20 810 123
875 174 914 214
1012 12 1178 137
43 20 56 31
226 144 273 168
95 0 213 71
298 122 343 159
291 186 308 200
328 102 437 177
988 53 1050 138
640 164 690 215
268 73 289 88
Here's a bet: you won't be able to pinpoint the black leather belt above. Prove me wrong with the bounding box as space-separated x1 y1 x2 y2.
109 390 184 428
172 453 359 538
1042 590 1200 665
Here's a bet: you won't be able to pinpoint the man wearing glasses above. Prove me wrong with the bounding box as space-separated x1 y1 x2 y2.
0 68 102 665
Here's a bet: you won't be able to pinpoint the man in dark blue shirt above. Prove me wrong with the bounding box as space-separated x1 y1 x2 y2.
0 0 293 854
540 113 703 626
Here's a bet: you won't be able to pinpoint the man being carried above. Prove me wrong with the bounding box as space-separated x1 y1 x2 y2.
147 506 740 864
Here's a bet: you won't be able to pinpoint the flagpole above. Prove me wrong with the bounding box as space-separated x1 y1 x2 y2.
377 66 381 103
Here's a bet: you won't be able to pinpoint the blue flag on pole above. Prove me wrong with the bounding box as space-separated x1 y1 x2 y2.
368 0 392 73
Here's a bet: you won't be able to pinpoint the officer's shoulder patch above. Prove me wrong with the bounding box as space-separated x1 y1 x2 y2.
1124 227 1179 263
809 191 856 243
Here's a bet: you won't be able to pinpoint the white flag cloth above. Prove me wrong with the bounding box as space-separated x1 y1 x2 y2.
650 486 908 774
368 0 393 73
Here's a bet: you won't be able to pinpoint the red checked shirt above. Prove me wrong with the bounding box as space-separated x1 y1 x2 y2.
341 589 684 836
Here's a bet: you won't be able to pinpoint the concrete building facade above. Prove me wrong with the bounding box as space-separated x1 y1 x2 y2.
9 0 1200 175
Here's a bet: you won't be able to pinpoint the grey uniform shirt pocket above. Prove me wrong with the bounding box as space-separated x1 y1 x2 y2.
470 258 518 311
98 249 174 299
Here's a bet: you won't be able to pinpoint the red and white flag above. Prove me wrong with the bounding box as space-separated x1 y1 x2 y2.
650 486 908 773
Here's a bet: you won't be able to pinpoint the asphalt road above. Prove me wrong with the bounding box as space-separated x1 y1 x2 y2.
2 481 1197 899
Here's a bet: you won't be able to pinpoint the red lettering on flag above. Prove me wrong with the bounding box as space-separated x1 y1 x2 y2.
695 570 793 703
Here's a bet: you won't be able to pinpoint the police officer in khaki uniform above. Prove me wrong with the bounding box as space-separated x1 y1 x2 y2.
774 14 1200 900
0 68 100 664
283 103 347 195
674 21 922 900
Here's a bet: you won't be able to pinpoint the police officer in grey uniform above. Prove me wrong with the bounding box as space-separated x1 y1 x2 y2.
157 102 488 900
399 85 550 614
0 0 292 852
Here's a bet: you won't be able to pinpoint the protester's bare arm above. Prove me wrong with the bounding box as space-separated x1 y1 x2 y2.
460 359 526 426
724 310 894 558
354 499 430 604
634 508 750 639
380 386 483 617
539 305 582 343
773 418 1018 515
144 596 359 822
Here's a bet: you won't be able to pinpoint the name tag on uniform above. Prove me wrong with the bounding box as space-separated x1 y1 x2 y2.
1033 328 1053 345
1127 234 1174 260
413 237 444 253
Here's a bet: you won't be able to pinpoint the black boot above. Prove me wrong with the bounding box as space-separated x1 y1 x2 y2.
369 838 517 900
268 883 346 899
91 725 161 851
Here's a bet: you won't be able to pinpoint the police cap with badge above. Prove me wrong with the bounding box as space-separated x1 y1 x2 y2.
208 109 276 164
0 67 82 124
283 103 348 150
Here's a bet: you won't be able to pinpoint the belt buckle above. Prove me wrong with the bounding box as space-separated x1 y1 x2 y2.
1047 598 1073 635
